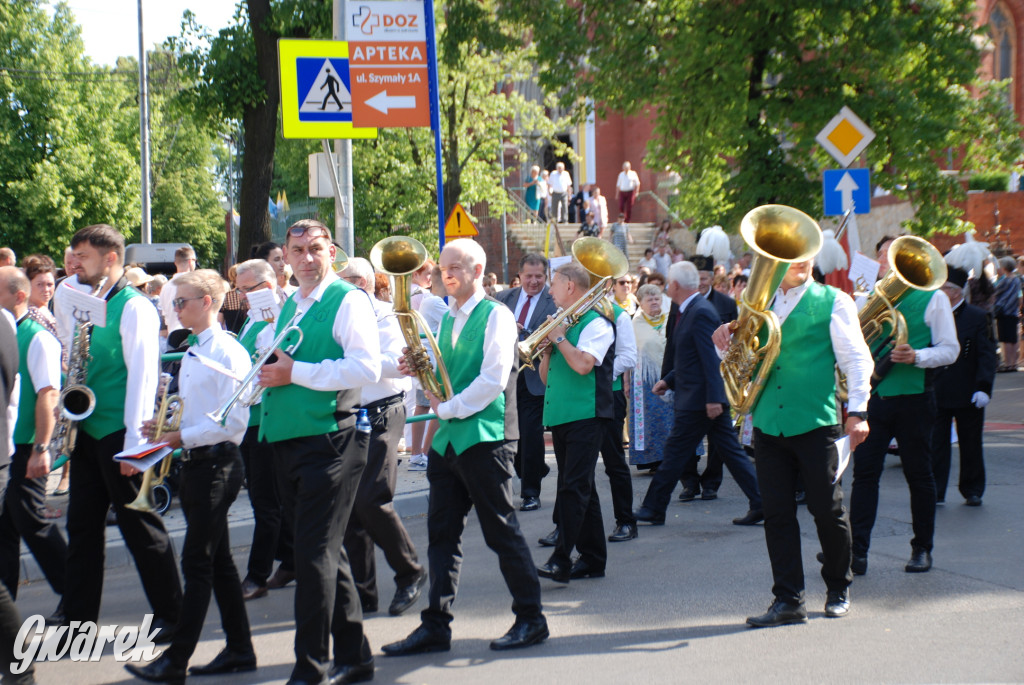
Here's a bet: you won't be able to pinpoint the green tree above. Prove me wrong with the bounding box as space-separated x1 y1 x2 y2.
507 0 1024 235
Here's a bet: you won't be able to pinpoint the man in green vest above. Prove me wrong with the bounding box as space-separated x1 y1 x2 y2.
535 262 616 584
0 267 67 621
61 224 182 639
383 238 548 656
233 259 294 601
713 256 873 627
850 236 960 576
257 219 381 685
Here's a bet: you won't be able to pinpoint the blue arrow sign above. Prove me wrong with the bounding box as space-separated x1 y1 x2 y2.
823 168 871 216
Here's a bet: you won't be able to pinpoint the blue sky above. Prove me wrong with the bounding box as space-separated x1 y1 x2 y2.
59 0 240 67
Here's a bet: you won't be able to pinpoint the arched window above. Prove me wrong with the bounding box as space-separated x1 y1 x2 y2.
990 3 1016 107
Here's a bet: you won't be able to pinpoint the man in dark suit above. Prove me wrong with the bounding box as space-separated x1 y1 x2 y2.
931 266 997 507
495 254 557 511
634 261 762 526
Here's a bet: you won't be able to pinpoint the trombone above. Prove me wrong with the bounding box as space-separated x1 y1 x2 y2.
126 375 183 513
207 311 304 425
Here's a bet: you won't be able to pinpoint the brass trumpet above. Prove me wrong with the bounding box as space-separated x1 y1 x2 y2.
370 236 453 401
517 237 629 369
126 375 183 513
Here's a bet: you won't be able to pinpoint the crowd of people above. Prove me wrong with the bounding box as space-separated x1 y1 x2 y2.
0 212 1008 682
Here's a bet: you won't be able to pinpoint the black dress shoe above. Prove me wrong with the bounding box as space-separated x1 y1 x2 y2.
678 487 699 502
824 589 850 618
536 561 570 584
125 654 186 684
489 617 549 650
150 617 176 645
905 547 932 573
241 578 268 601
851 554 868 576
569 558 605 579
538 528 559 547
267 566 296 589
381 624 451 656
701 489 718 501
389 570 427 616
188 647 257 675
607 523 638 542
732 509 764 526
328 658 374 685
965 495 982 506
520 496 540 511
633 507 665 525
746 599 808 628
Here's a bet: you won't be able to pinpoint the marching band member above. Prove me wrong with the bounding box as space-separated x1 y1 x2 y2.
383 239 547 656
62 225 182 638
258 220 380 685
536 262 615 583
0 267 67 621
127 269 255 683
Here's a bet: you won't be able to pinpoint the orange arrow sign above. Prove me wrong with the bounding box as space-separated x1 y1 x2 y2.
444 203 478 239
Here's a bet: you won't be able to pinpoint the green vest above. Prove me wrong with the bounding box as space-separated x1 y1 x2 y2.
610 301 624 392
82 285 144 440
752 282 840 437
238 318 269 428
874 288 931 398
431 298 508 455
14 317 49 445
259 279 357 442
543 309 614 426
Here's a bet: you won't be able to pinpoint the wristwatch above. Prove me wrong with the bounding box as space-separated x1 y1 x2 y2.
554 335 566 345
847 411 868 421
33 444 48 454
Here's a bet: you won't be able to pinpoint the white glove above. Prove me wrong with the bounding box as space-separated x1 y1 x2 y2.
971 391 990 409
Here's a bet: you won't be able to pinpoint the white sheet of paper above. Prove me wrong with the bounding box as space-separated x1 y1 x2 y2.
61 282 107 327
848 251 880 294
548 256 573 272
188 351 247 382
833 436 851 484
246 288 281 324
114 443 172 471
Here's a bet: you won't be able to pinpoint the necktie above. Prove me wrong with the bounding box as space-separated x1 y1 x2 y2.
186 333 199 347
517 295 532 327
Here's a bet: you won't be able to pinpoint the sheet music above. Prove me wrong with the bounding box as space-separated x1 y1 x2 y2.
848 251 880 294
114 443 172 471
246 288 281 324
61 284 108 328
833 436 851 484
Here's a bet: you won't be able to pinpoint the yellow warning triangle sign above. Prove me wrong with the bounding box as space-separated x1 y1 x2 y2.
444 203 478 239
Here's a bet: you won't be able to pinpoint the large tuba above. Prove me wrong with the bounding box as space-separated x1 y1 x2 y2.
721 205 823 415
860 235 946 385
370 236 453 401
517 237 629 369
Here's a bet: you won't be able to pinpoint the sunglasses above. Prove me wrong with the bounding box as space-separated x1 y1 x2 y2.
237 283 265 294
172 296 204 310
287 224 332 240
616 280 631 285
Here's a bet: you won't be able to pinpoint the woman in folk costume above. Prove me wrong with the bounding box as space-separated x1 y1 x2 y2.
627 284 676 469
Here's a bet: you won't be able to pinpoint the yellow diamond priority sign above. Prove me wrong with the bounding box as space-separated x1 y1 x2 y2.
815 106 875 168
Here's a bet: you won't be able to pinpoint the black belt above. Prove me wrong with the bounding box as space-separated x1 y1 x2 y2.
362 392 405 419
180 441 237 463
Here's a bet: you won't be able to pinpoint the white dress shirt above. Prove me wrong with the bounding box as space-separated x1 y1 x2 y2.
612 307 638 380
436 289 516 421
513 287 545 330
178 328 252 448
548 169 572 194
914 290 961 368
284 272 382 392
53 275 92 353
616 169 640 192
120 291 162 451
2 311 18 458
158 273 185 333
361 298 412 405
772 280 874 413
574 314 615 365
21 320 62 394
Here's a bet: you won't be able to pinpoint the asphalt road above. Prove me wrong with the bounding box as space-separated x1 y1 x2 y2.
11 373 1024 684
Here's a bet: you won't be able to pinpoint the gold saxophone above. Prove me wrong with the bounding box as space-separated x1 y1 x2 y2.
370 236 453 401
721 205 823 415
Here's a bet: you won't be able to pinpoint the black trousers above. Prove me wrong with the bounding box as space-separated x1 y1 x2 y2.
240 425 293 584
272 427 370 681
64 429 182 624
513 378 549 498
550 418 607 569
422 440 541 633
599 390 635 526
931 404 986 501
753 426 852 604
680 442 723 492
851 393 937 556
163 447 252 666
0 466 35 684
344 398 421 609
0 444 67 598
642 409 761 514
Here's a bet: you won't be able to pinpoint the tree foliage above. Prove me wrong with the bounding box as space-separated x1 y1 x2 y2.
507 0 1024 235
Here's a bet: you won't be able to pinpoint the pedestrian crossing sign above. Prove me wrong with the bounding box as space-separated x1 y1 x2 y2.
279 39 378 140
